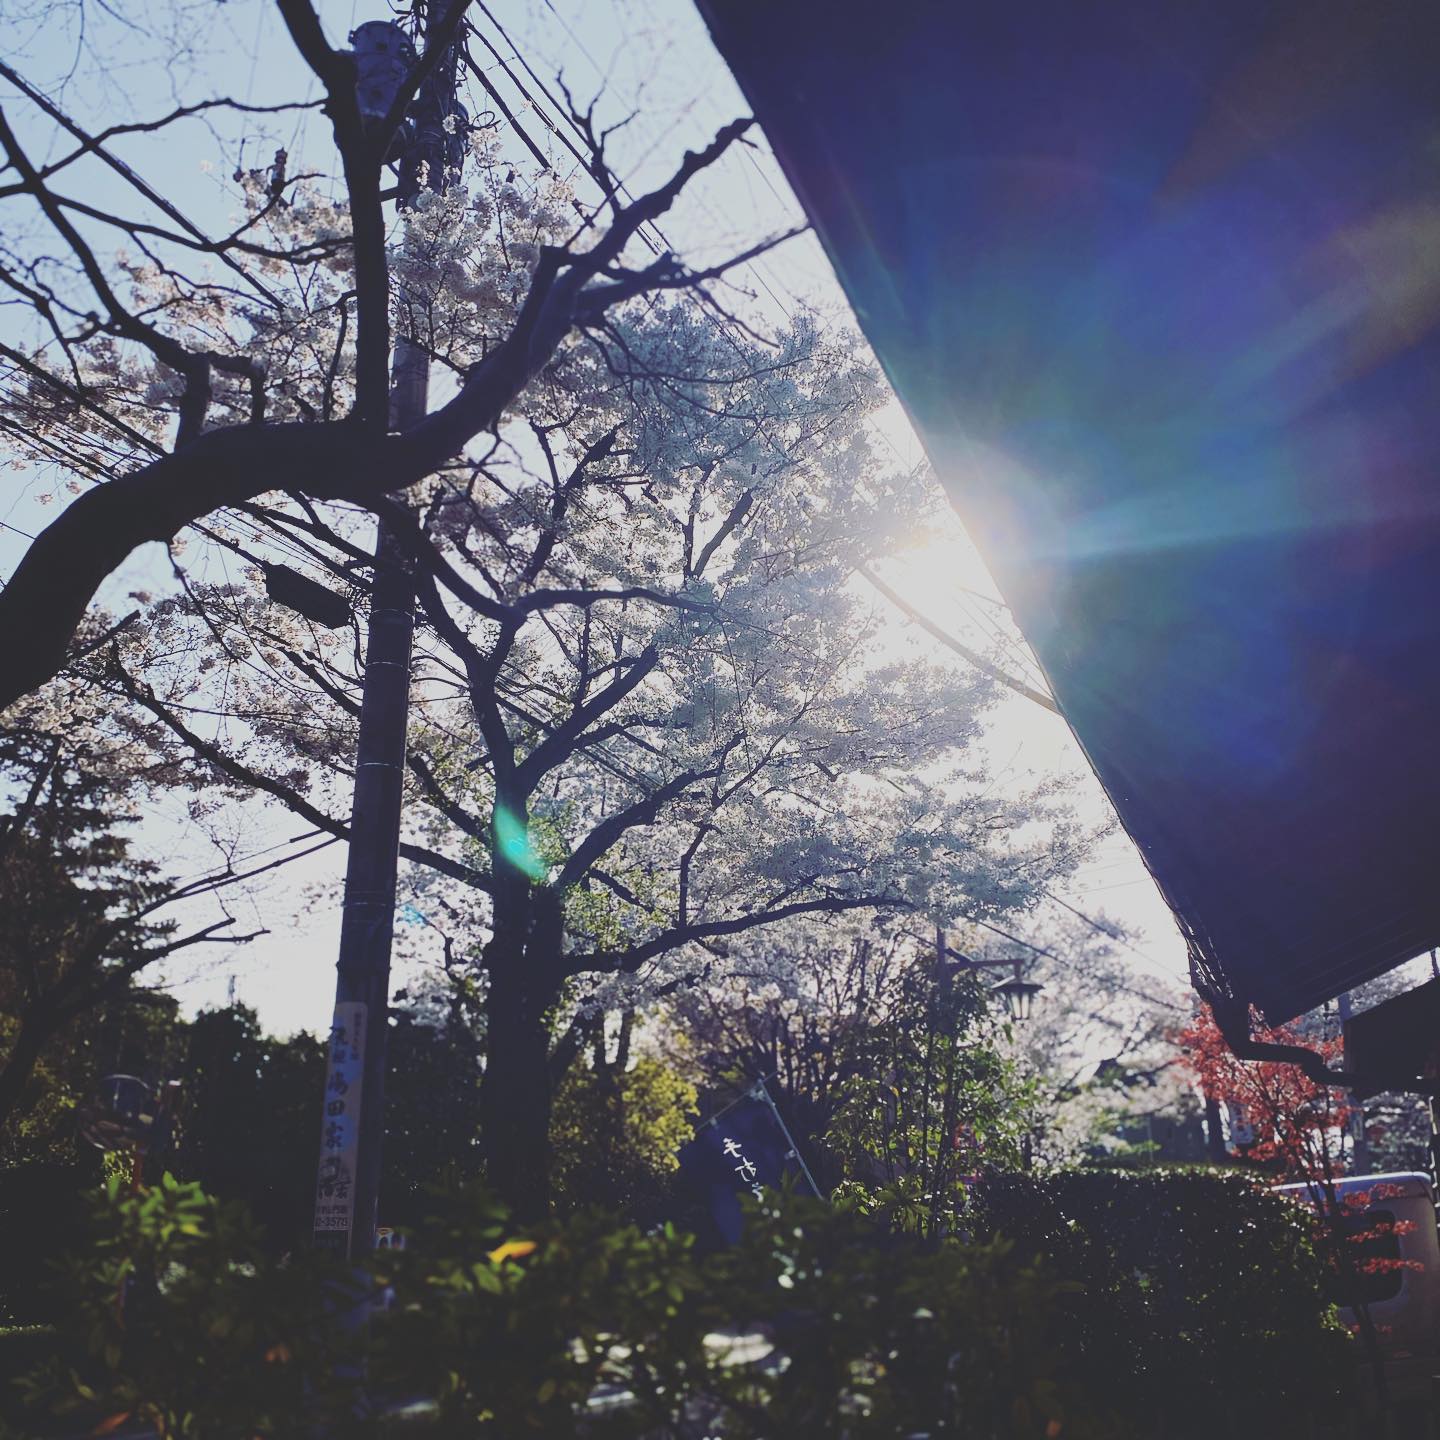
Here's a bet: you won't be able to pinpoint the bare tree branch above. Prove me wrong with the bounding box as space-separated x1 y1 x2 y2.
0 57 287 310
109 658 492 893
0 107 215 441
516 645 659 792
571 891 907 979
553 768 703 891
0 116 762 714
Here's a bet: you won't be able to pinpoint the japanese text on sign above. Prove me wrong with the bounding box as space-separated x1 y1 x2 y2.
313 1002 366 1237
722 1136 766 1201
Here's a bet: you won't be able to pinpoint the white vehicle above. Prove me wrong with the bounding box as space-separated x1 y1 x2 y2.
1275 1171 1440 1401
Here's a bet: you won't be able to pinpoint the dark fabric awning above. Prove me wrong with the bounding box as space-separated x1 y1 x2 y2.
699 0 1440 1023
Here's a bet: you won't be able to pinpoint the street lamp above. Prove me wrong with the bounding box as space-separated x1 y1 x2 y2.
992 961 1044 1023
78 1075 181 1190
935 928 1043 1023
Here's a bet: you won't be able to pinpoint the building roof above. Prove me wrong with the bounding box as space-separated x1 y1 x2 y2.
699 0 1440 1023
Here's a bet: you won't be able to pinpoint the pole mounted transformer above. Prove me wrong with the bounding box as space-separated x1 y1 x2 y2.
350 17 468 196
262 562 353 630
349 20 416 124
312 4 465 1261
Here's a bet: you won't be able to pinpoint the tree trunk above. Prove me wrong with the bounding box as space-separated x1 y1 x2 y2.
480 886 565 1219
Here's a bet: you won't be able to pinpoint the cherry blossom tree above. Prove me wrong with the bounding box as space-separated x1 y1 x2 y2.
0 0 795 710
82 263 1086 1206
54 177 1087 1207
1001 913 1194 1166
659 917 918 1149
2 3 1090 1212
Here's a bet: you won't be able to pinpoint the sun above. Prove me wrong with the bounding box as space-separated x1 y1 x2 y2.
861 511 1027 670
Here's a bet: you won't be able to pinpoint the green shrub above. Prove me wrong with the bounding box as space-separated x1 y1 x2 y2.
971 1169 1353 1437
8 1173 363 1439
0 1159 100 1324
722 1191 1119 1438
371 1189 725 1436
0 1327 54 1435
13 1176 1110 1439
369 1186 1110 1438
10 1168 1350 1438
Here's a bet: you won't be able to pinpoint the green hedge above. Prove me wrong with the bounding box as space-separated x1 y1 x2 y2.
5 1179 1115 1439
6 1169 1350 1439
971 1169 1352 1437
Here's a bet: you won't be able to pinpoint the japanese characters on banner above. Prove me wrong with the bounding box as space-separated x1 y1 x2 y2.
313 1001 367 1245
722 1136 766 1203
677 1081 819 1247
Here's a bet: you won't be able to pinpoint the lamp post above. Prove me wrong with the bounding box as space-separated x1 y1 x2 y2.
933 927 1043 1174
992 960 1044 1023
79 1074 182 1194
934 927 1043 1023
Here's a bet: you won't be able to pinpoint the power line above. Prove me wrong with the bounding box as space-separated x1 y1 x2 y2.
459 50 549 171
860 563 1059 712
1040 887 1187 987
1044 888 1125 942
454 28 814 500
966 915 1185 1013
464 13 666 257
160 828 335 891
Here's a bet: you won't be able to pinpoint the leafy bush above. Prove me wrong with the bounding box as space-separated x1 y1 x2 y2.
11 1176 1109 1439
0 1326 54 1435
0 1160 99 1324
371 1190 725 1436
9 1173 362 1439
9 1169 1351 1438
720 1193 1118 1438
371 1186 1110 1439
169 1005 326 1250
971 1169 1354 1437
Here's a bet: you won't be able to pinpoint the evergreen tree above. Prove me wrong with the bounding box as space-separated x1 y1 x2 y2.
0 726 178 1137
378 978 487 1228
170 1005 325 1251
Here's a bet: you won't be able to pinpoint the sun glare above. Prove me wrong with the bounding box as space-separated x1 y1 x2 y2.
863 510 1046 689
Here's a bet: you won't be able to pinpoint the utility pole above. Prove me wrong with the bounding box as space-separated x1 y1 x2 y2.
313 3 466 1259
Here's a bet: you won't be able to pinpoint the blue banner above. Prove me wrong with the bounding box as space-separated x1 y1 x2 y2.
677 1084 817 1246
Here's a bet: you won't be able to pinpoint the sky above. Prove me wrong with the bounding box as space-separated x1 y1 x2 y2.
0 0 1198 1038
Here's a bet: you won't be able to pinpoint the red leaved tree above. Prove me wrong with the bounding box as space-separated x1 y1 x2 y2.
1175 1005 1351 1181
1177 1004 1418 1392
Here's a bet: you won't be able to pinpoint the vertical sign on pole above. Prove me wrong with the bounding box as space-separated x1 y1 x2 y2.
313 1002 368 1245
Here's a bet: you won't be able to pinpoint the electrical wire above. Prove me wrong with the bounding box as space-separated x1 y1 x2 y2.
1039 887 1189 987
470 7 670 256
963 915 1186 1013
